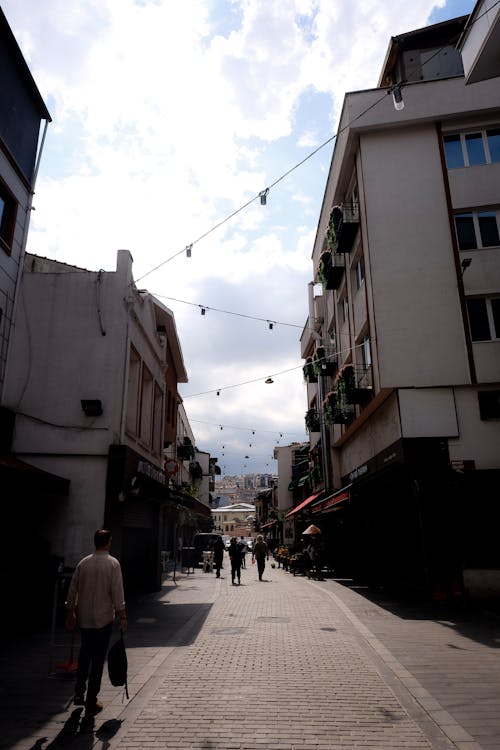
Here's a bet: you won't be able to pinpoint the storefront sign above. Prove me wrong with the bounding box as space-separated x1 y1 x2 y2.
137 460 167 486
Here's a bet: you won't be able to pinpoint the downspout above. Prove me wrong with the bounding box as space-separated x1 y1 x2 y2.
2 118 50 401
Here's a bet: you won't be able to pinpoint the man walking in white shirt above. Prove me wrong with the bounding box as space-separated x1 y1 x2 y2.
65 529 126 715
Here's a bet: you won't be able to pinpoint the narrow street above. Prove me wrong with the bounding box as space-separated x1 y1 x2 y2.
2 560 500 750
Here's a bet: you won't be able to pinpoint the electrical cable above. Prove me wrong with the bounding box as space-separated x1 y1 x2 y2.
182 339 369 397
151 293 303 328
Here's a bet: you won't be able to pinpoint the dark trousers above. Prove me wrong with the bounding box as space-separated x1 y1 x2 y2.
231 561 241 583
75 622 113 706
256 557 265 580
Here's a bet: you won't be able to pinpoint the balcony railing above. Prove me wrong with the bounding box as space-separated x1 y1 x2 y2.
326 202 360 255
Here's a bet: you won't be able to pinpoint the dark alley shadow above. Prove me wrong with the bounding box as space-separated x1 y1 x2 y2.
0 579 213 749
336 579 500 649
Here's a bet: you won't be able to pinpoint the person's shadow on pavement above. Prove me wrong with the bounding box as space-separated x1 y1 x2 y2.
27 708 94 750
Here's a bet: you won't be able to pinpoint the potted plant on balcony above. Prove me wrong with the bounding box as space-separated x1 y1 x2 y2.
313 346 337 377
317 251 332 288
303 356 317 384
335 364 355 401
305 408 320 433
326 206 343 251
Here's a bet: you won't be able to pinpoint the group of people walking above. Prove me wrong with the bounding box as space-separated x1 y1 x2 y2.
213 535 268 584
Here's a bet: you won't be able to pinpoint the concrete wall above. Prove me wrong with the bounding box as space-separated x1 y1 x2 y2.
339 392 401 479
449 387 500 469
359 125 471 388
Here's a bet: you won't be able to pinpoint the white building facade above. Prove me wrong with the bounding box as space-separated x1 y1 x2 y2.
3 249 197 593
301 13 500 596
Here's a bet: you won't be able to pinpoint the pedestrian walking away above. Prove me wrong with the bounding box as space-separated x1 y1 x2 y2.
238 536 247 568
212 536 224 578
65 529 127 716
252 535 267 581
228 537 243 585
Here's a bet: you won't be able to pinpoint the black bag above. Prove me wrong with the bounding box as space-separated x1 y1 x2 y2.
107 632 129 698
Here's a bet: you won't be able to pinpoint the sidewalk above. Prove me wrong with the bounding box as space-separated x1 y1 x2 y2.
1 559 499 750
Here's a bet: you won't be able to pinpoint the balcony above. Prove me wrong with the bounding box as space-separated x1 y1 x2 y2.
305 408 320 433
326 202 360 255
337 364 373 405
317 250 345 290
314 346 338 378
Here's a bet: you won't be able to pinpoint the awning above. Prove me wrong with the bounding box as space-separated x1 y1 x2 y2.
312 485 351 515
285 491 323 519
0 453 70 495
261 520 277 529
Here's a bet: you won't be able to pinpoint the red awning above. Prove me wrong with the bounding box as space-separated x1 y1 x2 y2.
285 491 323 519
312 486 350 514
261 520 277 529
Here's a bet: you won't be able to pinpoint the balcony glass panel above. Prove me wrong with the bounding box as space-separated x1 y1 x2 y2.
478 212 500 247
443 135 464 169
487 129 500 163
455 213 476 250
465 133 486 166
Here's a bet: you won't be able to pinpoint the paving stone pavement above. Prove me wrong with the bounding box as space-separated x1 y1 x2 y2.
1 559 499 750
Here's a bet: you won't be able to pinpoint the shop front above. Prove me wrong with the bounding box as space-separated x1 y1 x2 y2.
336 437 463 595
105 445 212 591
105 445 171 593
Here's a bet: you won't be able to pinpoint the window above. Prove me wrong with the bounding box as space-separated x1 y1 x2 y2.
340 297 349 323
139 365 153 444
361 336 372 368
478 391 500 420
126 346 141 435
455 210 500 250
466 297 500 341
0 181 17 254
444 128 500 169
355 259 364 289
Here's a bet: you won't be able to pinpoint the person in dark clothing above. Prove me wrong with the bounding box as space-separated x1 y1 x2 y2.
252 535 267 581
228 537 243 585
213 537 224 578
238 536 247 568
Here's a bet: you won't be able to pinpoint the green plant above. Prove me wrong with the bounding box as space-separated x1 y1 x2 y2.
317 251 332 288
326 206 342 250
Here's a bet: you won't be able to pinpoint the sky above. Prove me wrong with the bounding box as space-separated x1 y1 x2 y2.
2 0 475 478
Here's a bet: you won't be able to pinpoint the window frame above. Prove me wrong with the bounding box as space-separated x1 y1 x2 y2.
444 128 500 169
355 258 364 290
466 296 500 342
0 180 18 255
454 209 500 251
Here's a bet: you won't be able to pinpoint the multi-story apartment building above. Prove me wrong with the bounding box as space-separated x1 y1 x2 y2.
301 11 500 596
3 249 192 600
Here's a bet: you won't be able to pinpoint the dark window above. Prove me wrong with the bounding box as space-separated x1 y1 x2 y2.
492 298 500 338
443 135 464 168
466 298 491 341
455 213 476 250
478 212 500 247
0 182 17 254
465 133 486 166
487 129 500 163
478 391 500 420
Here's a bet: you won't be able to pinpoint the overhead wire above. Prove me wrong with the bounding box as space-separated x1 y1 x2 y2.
151 293 303 328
